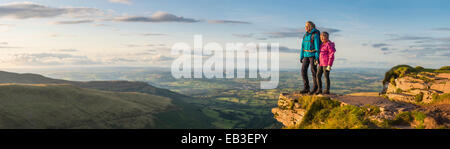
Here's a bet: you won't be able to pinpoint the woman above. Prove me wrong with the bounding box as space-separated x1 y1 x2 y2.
315 31 335 95
299 21 321 94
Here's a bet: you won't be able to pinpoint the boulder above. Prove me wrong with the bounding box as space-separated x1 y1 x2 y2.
430 80 449 93
385 72 449 104
394 76 427 90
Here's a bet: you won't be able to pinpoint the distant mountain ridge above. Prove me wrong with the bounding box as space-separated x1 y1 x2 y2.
0 70 214 129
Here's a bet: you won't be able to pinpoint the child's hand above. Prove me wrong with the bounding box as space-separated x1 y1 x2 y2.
326 66 331 71
314 60 319 66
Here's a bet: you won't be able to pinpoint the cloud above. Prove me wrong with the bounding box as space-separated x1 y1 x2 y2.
319 27 341 34
0 2 251 26
387 34 433 41
141 33 168 36
53 19 94 24
262 27 341 39
442 52 450 57
231 27 341 40
436 37 450 42
115 11 199 23
108 0 132 4
107 57 138 63
207 20 251 24
265 30 301 38
124 43 166 48
0 46 19 49
278 46 298 53
9 53 98 65
232 33 254 38
377 33 450 58
433 27 450 31
0 42 20 48
371 43 390 48
57 49 79 52
385 43 450 58
151 54 175 61
49 34 75 38
0 2 102 19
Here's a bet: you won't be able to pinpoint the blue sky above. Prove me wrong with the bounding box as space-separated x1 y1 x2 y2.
0 0 449 69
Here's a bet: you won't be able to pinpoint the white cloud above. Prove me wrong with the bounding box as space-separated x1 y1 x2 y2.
114 11 200 23
108 0 132 4
53 19 94 24
0 2 102 19
207 20 251 24
7 53 98 65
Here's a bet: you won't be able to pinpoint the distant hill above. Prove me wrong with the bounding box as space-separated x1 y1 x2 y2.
0 71 214 129
0 83 172 128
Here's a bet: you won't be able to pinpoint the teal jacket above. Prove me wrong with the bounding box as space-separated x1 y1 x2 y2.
300 28 321 60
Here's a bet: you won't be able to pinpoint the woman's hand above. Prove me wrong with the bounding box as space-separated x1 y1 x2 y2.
326 66 331 71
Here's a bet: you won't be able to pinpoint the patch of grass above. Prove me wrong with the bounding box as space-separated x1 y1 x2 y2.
414 92 424 103
383 65 415 86
435 66 450 73
415 73 434 83
431 93 450 103
388 111 427 129
389 112 413 125
439 66 450 70
364 104 381 116
0 84 173 129
291 96 381 129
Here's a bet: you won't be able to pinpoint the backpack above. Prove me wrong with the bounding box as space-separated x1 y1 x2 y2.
303 30 321 50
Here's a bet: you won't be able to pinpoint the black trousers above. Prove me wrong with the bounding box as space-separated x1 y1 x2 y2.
317 66 331 91
301 57 318 90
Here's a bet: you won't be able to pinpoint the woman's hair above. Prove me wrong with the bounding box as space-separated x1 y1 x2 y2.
306 21 315 28
321 31 329 39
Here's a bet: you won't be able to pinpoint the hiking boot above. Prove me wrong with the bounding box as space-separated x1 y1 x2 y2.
323 90 330 94
309 87 318 95
314 89 322 95
300 88 310 94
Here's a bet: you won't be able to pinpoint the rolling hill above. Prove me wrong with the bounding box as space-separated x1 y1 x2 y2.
0 71 214 129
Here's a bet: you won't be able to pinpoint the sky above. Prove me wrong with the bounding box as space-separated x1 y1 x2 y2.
0 0 449 69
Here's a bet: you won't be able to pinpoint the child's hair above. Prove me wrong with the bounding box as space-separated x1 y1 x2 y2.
306 21 315 28
321 31 329 39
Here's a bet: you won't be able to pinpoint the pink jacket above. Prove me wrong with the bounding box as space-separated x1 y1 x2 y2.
319 41 336 66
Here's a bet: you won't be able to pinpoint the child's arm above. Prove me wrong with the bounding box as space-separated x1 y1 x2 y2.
328 43 336 66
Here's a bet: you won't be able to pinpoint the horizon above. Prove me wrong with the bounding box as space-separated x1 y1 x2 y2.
0 0 449 70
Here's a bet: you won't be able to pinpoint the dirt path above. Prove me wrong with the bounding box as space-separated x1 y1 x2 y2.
419 103 450 128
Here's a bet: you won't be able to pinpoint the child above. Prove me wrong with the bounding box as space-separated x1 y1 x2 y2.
315 32 335 95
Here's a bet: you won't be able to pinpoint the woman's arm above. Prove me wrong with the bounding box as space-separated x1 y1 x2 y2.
314 32 320 60
300 37 304 62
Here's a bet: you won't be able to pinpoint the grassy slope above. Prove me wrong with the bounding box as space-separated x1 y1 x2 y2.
0 71 215 129
0 84 171 129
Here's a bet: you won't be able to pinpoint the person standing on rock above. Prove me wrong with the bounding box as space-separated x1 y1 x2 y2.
299 21 321 94
315 31 335 95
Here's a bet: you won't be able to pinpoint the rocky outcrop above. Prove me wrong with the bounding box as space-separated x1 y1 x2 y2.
273 66 450 129
272 93 306 127
385 72 449 104
272 92 418 128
